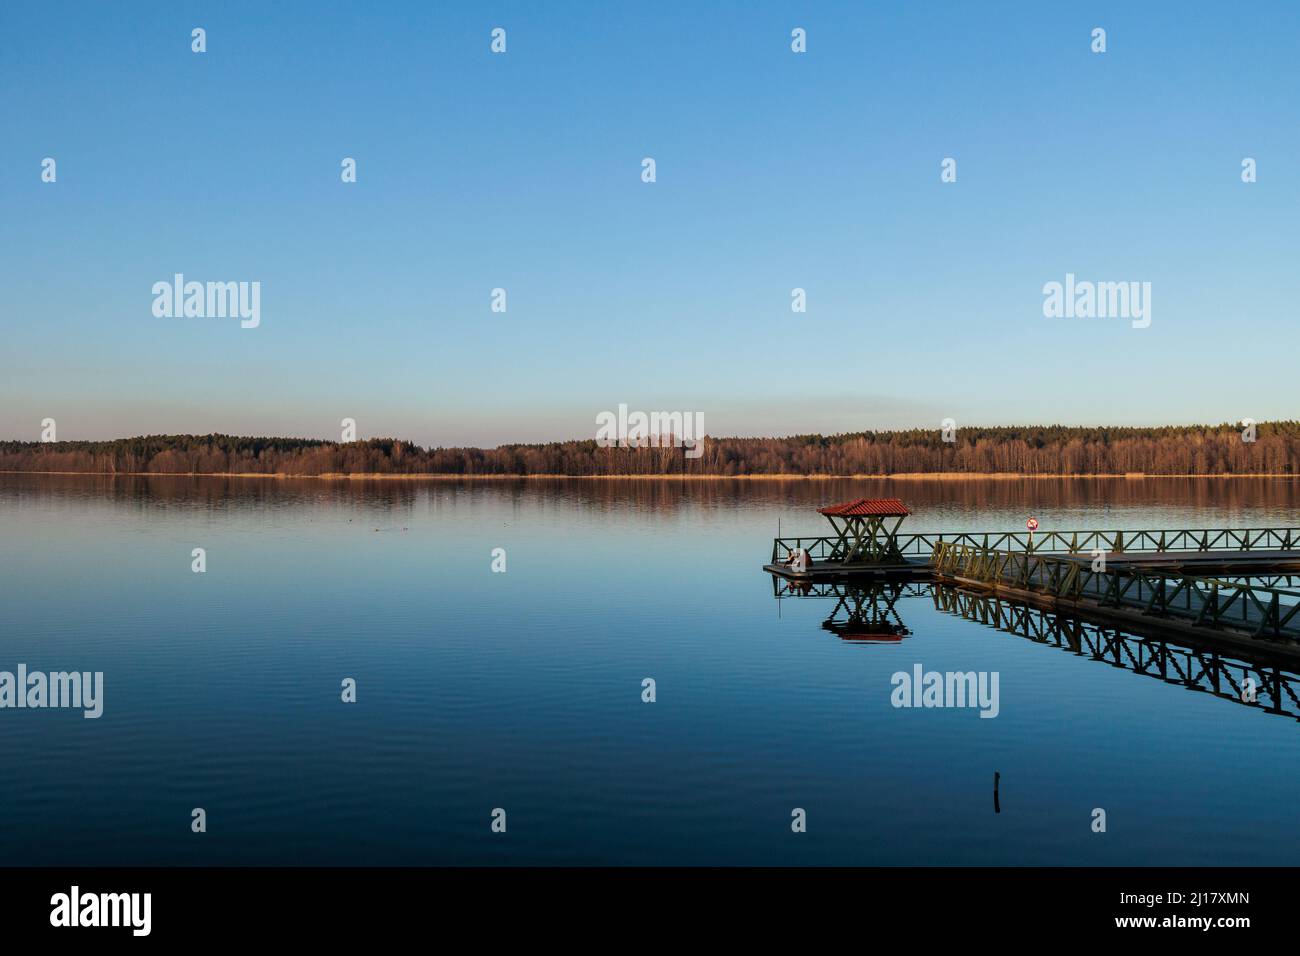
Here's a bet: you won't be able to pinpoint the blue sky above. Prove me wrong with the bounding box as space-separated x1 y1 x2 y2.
2 1 1298 446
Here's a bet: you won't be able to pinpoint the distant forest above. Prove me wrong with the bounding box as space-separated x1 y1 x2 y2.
2 423 1298 476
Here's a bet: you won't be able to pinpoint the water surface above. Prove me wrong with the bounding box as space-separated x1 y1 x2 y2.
1 475 1298 865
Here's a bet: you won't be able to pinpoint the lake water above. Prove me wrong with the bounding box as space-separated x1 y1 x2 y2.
2 474 1298 865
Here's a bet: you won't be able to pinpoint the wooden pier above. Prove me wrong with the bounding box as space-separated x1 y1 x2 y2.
765 498 1300 655
767 522 1300 582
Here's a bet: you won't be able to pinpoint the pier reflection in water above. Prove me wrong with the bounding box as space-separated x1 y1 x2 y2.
773 577 1300 722
774 577 920 643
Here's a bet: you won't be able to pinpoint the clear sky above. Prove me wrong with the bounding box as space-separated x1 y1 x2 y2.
3 1 1298 446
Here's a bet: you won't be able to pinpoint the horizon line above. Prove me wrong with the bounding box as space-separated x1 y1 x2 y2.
4 419 1297 451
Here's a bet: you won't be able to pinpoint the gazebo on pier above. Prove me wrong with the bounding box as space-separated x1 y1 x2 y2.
818 497 912 565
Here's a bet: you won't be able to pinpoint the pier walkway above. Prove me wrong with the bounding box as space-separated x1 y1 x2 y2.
766 525 1300 581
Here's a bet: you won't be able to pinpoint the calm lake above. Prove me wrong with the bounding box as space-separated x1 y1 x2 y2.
2 474 1299 865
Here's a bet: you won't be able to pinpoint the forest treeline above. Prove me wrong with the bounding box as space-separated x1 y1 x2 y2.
1 423 1298 476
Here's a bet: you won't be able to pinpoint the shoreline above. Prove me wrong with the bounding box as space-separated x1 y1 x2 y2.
1 470 1296 481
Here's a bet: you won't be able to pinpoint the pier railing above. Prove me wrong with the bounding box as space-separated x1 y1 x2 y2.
931 541 1300 642
770 526 1300 564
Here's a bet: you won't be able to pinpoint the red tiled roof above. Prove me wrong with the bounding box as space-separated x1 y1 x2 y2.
818 497 911 518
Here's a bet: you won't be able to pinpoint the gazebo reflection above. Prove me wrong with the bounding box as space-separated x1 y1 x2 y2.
773 577 920 643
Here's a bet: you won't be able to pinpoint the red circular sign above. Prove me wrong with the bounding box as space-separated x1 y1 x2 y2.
1026 517 1039 531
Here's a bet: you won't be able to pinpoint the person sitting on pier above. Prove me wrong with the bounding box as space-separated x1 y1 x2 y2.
785 547 810 573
